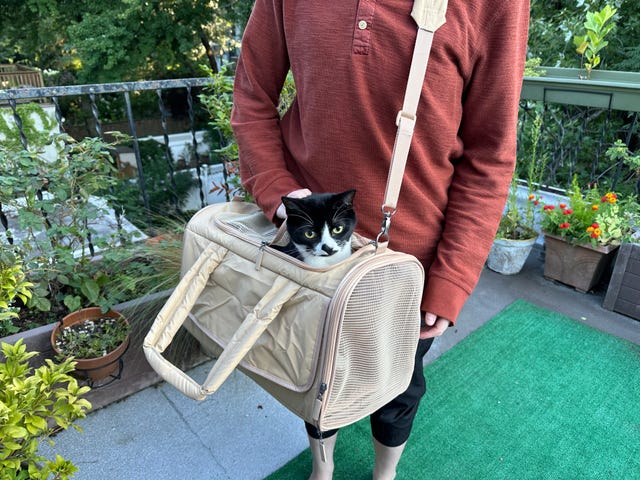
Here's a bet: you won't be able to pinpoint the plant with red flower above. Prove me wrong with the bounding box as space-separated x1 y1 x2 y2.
540 176 639 247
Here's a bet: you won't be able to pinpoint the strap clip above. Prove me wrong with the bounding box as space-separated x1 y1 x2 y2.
375 207 397 247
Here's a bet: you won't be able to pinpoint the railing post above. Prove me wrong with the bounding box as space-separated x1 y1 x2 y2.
186 84 205 208
156 89 180 211
124 90 153 230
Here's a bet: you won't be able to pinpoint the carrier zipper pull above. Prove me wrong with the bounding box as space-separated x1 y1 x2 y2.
318 430 326 463
255 241 268 270
312 382 327 421
314 382 328 462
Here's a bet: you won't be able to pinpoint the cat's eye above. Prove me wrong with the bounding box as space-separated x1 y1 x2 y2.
304 231 317 239
332 226 344 235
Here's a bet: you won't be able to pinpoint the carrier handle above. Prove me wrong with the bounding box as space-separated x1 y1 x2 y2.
143 243 301 401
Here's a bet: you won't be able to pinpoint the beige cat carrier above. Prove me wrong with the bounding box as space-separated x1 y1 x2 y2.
144 0 448 433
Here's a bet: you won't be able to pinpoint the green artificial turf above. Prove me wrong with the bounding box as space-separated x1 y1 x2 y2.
267 299 640 479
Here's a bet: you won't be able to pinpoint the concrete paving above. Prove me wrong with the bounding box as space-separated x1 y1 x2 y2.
38 245 639 479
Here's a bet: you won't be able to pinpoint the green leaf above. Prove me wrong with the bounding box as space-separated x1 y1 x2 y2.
63 295 82 312
4 425 28 438
80 278 100 303
29 296 51 313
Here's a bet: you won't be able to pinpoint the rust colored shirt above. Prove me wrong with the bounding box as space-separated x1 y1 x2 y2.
231 0 530 322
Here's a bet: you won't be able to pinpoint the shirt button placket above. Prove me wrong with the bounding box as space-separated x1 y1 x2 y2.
352 0 376 55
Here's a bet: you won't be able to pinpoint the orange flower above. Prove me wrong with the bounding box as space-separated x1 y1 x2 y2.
591 204 599 211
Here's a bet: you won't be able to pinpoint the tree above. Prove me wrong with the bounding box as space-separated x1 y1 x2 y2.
0 0 254 84
0 0 88 71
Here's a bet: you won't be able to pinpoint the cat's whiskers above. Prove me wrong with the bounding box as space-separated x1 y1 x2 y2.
286 210 314 225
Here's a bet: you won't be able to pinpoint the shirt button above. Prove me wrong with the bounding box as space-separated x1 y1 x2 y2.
358 20 368 30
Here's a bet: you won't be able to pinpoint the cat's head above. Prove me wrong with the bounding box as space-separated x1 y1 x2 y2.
281 190 357 267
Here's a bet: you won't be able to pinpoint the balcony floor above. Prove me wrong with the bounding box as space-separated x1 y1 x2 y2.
38 245 639 479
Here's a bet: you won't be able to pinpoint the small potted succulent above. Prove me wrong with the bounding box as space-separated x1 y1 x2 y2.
51 307 131 384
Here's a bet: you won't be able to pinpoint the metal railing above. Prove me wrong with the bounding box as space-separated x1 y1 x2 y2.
0 78 223 245
519 70 640 195
2 73 639 248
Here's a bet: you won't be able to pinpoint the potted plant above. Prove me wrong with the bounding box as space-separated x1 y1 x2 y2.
539 176 639 292
487 114 546 275
573 4 617 80
51 307 131 384
0 339 91 479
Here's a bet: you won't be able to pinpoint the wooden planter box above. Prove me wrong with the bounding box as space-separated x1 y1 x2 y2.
543 233 618 293
521 67 640 112
603 243 640 320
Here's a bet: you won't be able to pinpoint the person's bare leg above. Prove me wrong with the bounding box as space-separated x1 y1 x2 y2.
308 433 338 480
372 437 406 480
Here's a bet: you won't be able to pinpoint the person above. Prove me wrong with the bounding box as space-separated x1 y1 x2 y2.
231 1 530 478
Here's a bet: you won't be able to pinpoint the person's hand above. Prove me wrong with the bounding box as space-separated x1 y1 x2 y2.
419 312 451 339
275 188 312 219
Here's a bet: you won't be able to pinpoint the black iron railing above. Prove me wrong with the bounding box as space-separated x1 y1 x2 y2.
1 73 639 248
0 78 223 245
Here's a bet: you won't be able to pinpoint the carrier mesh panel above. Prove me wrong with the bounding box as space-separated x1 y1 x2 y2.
321 260 422 430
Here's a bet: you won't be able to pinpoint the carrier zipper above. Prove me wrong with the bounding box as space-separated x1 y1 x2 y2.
215 218 314 268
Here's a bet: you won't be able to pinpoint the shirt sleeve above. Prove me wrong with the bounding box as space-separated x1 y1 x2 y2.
421 1 531 322
230 0 303 221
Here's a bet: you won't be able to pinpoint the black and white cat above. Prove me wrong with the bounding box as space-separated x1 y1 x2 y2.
276 190 357 268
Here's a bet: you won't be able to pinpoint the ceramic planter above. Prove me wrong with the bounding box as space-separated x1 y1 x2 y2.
487 237 537 275
603 243 640 320
51 307 130 384
543 233 618 293
521 67 640 112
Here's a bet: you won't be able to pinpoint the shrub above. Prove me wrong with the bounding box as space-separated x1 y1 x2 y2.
0 339 91 479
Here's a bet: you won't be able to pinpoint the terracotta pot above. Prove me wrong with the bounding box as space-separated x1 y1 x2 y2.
543 233 618 293
51 307 130 383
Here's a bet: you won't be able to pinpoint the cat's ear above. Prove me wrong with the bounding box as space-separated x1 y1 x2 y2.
338 189 356 205
281 196 304 212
